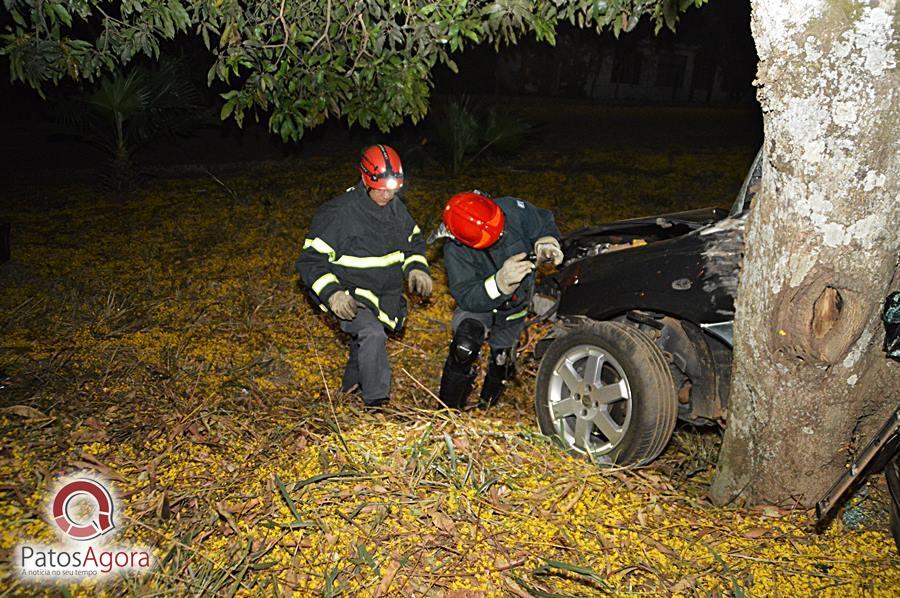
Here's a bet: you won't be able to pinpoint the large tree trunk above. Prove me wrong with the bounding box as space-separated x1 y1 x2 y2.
711 0 900 506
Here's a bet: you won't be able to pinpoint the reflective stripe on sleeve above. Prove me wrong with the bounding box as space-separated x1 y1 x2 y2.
304 238 404 270
352 288 399 330
303 237 336 261
407 225 421 242
402 254 428 270
311 273 339 296
505 309 528 321
484 274 502 300
333 251 404 269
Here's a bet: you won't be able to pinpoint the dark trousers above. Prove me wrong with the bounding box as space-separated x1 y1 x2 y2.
339 307 391 402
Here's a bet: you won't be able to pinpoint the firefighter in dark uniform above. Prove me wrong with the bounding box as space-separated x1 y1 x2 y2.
438 191 563 409
296 145 432 408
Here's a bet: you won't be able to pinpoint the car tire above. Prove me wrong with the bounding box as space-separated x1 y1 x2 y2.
885 453 900 553
535 321 678 466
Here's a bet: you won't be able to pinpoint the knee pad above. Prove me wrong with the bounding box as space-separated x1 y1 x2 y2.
449 319 486 368
439 319 486 410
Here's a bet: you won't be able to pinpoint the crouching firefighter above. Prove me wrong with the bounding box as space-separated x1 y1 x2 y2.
437 191 562 409
296 144 433 408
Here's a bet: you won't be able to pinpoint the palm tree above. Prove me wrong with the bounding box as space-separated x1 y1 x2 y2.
430 95 534 175
56 59 203 186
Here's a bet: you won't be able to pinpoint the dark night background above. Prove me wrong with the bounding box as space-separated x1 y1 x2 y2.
0 1 760 182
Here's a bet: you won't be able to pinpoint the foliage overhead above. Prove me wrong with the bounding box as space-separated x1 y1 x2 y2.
1 0 706 141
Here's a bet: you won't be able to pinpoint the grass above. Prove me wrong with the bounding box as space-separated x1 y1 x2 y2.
0 108 897 595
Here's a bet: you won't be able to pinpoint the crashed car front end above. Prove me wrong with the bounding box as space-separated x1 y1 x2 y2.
531 150 760 464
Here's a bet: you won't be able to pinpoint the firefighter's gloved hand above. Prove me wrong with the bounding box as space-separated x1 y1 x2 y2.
328 290 358 320
534 236 563 266
407 269 433 297
496 253 535 295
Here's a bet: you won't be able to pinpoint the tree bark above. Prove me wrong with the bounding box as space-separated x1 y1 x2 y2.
711 0 900 506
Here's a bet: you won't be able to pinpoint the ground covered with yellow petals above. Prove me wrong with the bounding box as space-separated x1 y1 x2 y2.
2 109 898 596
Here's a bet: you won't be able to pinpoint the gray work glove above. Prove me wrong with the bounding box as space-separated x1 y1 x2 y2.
534 236 563 266
407 269 433 297
496 253 536 295
328 290 358 320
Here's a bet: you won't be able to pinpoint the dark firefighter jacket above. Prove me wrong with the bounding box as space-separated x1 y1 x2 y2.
296 182 429 331
444 196 560 322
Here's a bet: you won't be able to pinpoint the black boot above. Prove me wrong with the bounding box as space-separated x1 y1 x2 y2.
438 363 477 409
479 347 515 408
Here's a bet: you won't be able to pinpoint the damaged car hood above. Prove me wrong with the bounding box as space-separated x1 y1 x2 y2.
561 207 730 265
551 210 744 325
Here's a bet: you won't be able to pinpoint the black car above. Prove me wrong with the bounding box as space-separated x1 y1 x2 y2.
531 149 762 466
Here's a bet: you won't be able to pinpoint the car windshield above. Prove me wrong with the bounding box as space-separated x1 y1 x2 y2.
729 148 763 218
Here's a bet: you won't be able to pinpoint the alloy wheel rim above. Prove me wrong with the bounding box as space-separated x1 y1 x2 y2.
547 344 632 461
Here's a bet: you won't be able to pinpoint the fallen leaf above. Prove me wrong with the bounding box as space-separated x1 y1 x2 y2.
2 405 48 419
637 510 648 527
670 575 697 593
281 534 312 548
84 416 104 429
73 452 127 482
503 576 532 598
761 506 784 518
157 491 171 520
373 555 401 597
431 511 456 535
494 556 526 571
743 527 768 539
71 426 109 444
557 483 585 513
452 436 469 453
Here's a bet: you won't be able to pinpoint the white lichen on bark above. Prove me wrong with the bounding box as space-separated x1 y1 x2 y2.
745 0 898 328
712 0 900 506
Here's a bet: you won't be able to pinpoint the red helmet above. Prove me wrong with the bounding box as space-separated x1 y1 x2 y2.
443 191 505 249
359 144 404 190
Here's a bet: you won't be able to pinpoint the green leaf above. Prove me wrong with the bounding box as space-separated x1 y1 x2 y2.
52 4 72 27
292 471 359 491
534 559 613 591
274 475 302 521
663 0 678 31
220 99 235 120
444 433 457 470
11 9 26 27
279 115 295 140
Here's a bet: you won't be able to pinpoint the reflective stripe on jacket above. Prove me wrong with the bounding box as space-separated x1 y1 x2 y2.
444 196 560 319
296 183 429 330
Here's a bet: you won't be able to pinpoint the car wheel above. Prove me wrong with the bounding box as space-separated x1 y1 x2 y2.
886 453 900 553
535 321 678 466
